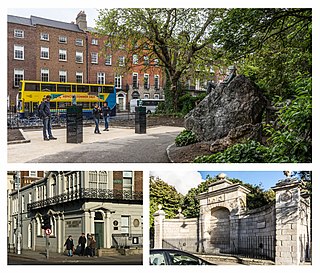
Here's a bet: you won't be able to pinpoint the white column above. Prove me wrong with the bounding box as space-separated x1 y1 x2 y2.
90 211 95 234
106 211 111 248
153 206 166 249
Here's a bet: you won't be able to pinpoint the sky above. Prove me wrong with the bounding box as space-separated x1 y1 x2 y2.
150 170 293 195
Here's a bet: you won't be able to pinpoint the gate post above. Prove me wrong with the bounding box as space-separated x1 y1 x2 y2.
153 205 166 249
272 174 305 264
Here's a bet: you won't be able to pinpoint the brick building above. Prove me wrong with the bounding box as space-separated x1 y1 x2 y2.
8 171 143 254
7 11 165 112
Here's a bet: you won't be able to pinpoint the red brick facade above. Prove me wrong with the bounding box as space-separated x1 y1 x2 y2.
7 13 165 111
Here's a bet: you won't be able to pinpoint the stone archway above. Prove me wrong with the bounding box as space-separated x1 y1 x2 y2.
209 207 230 253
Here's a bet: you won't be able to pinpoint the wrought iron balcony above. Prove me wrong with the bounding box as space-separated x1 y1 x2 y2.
27 188 143 211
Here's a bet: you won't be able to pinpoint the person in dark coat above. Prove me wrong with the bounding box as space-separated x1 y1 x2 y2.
101 102 111 131
64 235 74 257
78 232 87 256
92 103 102 134
39 95 57 141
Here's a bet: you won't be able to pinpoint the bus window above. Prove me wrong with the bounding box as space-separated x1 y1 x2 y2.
41 83 56 92
58 102 71 109
25 82 41 91
77 85 89 92
103 86 114 93
91 86 103 93
57 84 72 92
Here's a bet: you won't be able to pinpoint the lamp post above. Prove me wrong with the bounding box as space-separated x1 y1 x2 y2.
16 172 21 255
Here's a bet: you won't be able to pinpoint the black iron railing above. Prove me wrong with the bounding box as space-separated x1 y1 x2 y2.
231 235 275 261
27 188 143 211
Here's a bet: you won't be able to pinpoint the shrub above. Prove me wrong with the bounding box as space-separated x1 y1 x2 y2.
175 130 198 147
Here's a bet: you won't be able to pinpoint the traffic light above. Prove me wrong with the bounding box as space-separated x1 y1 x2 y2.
41 214 51 230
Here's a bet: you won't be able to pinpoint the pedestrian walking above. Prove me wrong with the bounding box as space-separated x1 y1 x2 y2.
39 95 57 141
78 232 87 256
92 103 102 134
64 235 74 257
102 102 111 131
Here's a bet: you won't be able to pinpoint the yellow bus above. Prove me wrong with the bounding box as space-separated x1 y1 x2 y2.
18 80 116 118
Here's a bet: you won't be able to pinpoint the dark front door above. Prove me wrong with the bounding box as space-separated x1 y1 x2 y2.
94 222 104 249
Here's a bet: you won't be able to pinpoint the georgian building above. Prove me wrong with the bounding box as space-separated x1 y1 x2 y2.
7 171 143 254
7 11 164 112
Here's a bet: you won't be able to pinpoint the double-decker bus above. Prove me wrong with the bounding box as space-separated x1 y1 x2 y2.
18 80 117 118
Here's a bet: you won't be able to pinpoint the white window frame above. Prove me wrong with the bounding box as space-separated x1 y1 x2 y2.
75 38 83 46
154 75 160 90
76 72 83 83
14 45 24 60
14 29 24 38
41 68 49 82
133 54 138 65
97 72 105 84
91 52 98 64
105 55 112 66
91 38 99 45
121 216 130 234
59 49 67 61
132 73 138 89
144 74 150 90
40 47 49 59
59 36 67 44
14 69 24 87
59 70 67 82
76 51 83 63
40 33 49 41
118 56 125 67
115 75 122 89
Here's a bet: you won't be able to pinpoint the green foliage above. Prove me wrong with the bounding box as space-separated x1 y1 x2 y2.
194 140 271 163
178 93 207 115
149 176 183 227
175 130 198 147
264 76 312 162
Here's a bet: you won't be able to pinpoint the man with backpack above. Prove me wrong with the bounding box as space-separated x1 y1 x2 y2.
39 95 57 141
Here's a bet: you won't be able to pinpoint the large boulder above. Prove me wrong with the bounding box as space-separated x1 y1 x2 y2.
184 75 267 142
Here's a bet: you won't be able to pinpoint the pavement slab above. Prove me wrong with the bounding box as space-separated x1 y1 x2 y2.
7 125 184 163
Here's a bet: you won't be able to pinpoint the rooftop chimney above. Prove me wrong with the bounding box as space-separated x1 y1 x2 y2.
76 11 87 31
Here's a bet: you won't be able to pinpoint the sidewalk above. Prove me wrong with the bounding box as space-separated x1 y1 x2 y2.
7 125 184 163
8 249 142 265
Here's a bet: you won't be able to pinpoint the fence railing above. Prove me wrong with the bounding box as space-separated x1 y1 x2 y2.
27 188 143 211
231 235 275 261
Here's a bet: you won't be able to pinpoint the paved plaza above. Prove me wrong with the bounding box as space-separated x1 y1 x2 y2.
7 125 184 163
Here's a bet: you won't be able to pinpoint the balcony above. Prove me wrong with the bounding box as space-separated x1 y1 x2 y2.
27 188 143 211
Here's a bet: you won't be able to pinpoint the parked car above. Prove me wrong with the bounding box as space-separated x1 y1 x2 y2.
150 249 215 265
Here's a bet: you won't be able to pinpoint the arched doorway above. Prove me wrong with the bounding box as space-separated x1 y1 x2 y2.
116 92 127 111
209 207 230 253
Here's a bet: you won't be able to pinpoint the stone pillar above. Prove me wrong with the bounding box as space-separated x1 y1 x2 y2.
153 205 166 249
272 178 301 265
106 211 112 248
90 211 95 235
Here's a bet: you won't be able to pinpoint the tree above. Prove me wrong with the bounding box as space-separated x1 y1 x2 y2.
213 8 312 99
149 176 183 227
95 8 226 111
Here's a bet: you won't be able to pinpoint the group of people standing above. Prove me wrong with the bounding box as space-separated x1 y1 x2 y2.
93 102 111 134
64 232 97 257
39 95 111 139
